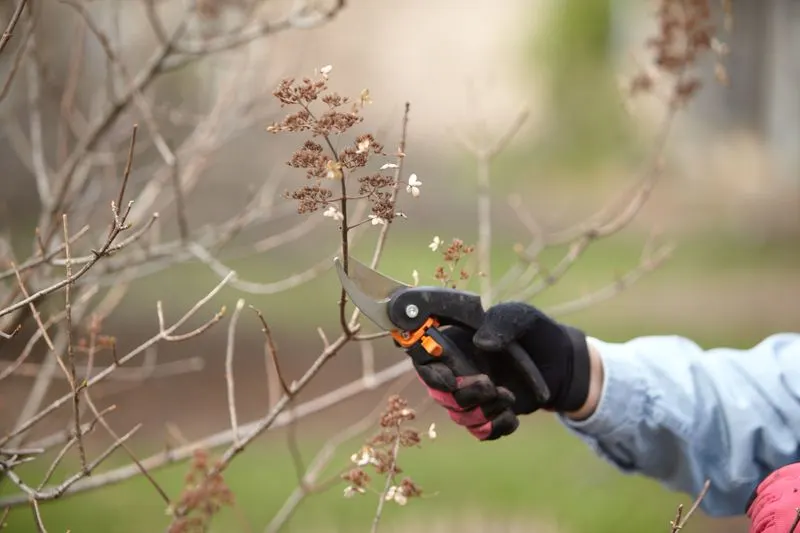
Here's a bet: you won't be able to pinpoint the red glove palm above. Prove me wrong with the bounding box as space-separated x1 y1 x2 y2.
747 462 800 533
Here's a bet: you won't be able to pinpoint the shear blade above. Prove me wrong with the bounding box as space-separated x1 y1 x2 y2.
333 255 410 331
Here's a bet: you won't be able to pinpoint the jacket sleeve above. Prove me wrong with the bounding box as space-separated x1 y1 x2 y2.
558 333 800 517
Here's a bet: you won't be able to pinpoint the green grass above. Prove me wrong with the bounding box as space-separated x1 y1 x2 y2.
2 417 703 533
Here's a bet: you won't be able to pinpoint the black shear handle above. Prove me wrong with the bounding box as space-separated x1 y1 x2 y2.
388 287 552 405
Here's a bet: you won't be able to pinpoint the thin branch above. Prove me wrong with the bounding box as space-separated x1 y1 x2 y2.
670 479 710 532
226 299 246 445
251 305 291 401
0 358 413 507
0 0 28 55
265 372 417 533
37 404 116 490
10 262 54 351
83 392 172 507
544 243 675 317
0 286 98 383
30 497 47 533
0 125 140 319
455 107 529 307
0 224 90 282
0 356 205 381
370 428 402 533
62 213 88 472
0 424 141 502
0 272 234 447
26 32 51 208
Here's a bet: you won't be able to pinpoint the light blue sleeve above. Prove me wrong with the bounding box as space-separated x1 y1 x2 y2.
558 333 800 517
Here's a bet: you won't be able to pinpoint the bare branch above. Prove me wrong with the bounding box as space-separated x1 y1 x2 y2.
545 242 675 317
83 392 172 507
0 0 28 55
455 107 529 306
0 358 413 508
0 272 234 447
30 497 47 533
670 480 711 532
370 431 402 533
62 213 88 472
1 423 141 502
226 299 246 445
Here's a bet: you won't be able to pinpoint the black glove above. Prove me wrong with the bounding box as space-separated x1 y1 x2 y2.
406 301 592 440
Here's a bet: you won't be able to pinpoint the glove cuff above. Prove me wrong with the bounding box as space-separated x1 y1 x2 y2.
556 325 592 412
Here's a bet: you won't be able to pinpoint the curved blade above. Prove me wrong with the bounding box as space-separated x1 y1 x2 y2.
333 256 411 331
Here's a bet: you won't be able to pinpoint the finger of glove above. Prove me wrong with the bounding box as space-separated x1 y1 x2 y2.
473 301 541 352
452 377 516 410
468 409 520 441
447 392 515 427
415 368 509 412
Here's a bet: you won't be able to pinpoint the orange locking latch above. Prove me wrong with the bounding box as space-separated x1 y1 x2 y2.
390 317 443 356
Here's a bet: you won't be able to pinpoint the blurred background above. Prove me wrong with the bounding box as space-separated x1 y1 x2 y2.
1 0 798 532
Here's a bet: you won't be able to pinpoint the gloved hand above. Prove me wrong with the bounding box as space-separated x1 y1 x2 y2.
406 301 592 441
747 462 800 532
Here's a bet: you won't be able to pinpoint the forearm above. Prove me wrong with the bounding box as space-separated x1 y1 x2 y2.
556 333 800 517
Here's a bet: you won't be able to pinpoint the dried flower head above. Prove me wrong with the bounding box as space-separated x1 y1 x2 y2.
341 395 432 506
428 237 477 288
267 69 406 228
628 0 722 107
168 449 234 533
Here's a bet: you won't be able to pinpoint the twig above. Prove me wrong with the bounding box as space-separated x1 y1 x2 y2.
0 286 98 383
226 299 246 445
454 107 529 306
37 404 116 490
0 424 141 502
0 324 21 339
0 273 234 447
265 372 417 533
370 428 402 533
25 32 51 208
0 0 28 55
544 243 675 317
10 262 54 351
83 391 172 507
0 225 90 282
348 102 412 329
670 479 710 532
0 358 414 508
62 213 88 472
251 306 291 411
0 125 140 320
30 497 47 533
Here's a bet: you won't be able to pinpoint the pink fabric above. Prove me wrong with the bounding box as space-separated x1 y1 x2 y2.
747 462 800 533
417 374 493 440
467 421 492 440
425 386 464 411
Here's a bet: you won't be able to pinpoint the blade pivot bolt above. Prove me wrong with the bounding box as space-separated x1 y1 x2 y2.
405 304 419 318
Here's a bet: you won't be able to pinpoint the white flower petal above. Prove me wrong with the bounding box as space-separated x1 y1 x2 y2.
320 64 333 75
380 163 399 170
428 422 437 439
393 490 408 506
408 173 421 186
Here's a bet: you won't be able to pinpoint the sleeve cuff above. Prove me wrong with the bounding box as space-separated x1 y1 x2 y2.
556 337 652 467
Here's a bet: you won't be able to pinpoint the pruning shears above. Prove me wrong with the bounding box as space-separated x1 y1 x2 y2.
333 256 551 404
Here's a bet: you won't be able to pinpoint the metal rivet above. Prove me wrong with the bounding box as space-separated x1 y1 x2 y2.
405 304 419 318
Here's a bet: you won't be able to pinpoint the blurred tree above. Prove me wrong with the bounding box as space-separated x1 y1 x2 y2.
522 0 638 176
